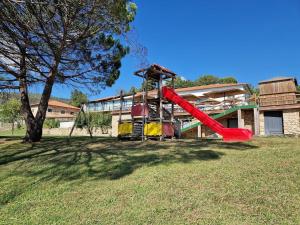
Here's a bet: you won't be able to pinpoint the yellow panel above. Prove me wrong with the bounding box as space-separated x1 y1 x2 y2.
118 123 132 135
144 122 162 136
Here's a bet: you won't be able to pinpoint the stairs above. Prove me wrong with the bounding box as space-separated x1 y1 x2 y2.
181 105 257 133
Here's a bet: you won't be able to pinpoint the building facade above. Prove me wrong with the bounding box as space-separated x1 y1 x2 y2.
87 77 300 138
31 100 80 124
87 83 258 138
258 77 300 136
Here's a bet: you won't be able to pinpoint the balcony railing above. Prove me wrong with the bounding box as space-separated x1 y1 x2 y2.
87 97 252 113
165 100 249 114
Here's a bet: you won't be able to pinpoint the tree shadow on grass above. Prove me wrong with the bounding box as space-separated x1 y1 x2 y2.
0 137 258 182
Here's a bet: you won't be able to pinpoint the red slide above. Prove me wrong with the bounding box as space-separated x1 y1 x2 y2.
162 86 253 142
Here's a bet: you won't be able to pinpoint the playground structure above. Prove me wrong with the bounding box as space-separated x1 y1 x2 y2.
117 64 253 142
118 64 178 141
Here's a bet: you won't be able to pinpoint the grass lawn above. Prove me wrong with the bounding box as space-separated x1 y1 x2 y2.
0 136 299 225
0 128 26 137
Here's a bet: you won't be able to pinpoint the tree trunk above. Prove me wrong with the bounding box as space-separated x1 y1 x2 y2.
18 48 44 142
18 45 59 142
20 74 56 142
19 76 42 142
24 118 43 142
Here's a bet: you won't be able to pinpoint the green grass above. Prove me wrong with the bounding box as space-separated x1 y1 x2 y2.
0 128 25 137
0 136 299 224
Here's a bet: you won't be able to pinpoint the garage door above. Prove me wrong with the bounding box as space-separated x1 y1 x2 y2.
264 111 283 135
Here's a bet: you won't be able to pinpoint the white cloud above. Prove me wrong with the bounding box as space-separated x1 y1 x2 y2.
180 76 187 81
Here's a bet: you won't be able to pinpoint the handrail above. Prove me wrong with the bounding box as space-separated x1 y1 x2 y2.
181 104 257 132
88 98 255 113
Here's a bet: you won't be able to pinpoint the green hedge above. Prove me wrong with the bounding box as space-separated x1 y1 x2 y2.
44 119 60 129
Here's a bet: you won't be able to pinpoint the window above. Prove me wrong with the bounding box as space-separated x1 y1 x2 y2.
61 110 65 114
227 118 238 128
70 112 74 115
48 108 52 112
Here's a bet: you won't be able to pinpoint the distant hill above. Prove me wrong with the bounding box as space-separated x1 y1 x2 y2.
28 93 70 105
0 92 70 105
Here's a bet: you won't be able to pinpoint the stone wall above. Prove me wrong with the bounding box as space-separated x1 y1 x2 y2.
181 126 197 139
283 109 300 135
259 112 265 135
0 122 11 131
200 119 227 138
43 127 111 136
259 109 300 136
242 110 254 132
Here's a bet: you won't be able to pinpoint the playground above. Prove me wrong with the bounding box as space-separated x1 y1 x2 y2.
0 1 299 225
0 136 299 224
115 64 253 142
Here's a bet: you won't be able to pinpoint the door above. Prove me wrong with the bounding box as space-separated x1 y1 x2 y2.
227 118 238 128
264 111 283 135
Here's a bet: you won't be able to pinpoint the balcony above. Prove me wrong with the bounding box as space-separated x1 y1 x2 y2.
87 97 252 114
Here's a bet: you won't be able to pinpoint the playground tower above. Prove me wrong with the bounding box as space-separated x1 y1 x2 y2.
118 64 178 140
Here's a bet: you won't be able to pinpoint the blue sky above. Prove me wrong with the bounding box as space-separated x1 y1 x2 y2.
48 0 300 99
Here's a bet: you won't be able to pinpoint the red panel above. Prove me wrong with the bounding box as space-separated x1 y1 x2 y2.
131 104 149 117
162 86 253 142
163 123 174 137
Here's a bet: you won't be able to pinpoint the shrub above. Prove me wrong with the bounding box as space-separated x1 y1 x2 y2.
44 119 60 129
76 112 112 134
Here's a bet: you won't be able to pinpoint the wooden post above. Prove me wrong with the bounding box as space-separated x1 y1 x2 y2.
197 125 202 139
119 90 123 123
131 92 135 136
141 73 146 141
159 75 163 141
131 92 135 110
82 108 93 138
171 77 174 123
237 109 244 128
170 77 175 140
68 105 83 139
253 107 259 135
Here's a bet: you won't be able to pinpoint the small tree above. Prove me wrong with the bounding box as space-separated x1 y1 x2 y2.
219 77 238 84
92 112 112 134
194 75 238 86
249 84 259 95
76 112 111 134
127 86 139 95
0 99 22 134
166 76 194 88
140 80 157 91
44 119 60 129
195 75 220 86
70 90 88 108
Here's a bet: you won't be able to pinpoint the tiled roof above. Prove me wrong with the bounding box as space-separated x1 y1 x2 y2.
31 100 80 110
89 95 123 103
151 64 177 76
259 77 297 84
173 83 248 92
134 64 177 78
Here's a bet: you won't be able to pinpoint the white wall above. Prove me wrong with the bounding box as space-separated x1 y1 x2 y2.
60 121 75 128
